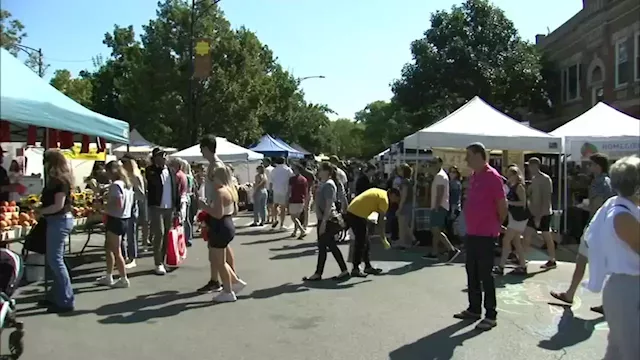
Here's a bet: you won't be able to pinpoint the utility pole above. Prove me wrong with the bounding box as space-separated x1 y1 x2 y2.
15 44 45 77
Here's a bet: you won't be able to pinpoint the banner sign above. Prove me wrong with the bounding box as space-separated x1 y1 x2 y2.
569 137 640 161
194 39 211 79
61 145 107 161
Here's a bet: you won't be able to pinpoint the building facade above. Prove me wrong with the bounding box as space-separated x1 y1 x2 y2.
532 0 640 131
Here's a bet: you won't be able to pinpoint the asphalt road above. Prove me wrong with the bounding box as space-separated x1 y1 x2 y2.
4 216 607 360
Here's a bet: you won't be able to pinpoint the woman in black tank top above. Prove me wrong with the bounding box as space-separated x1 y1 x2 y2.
494 166 528 276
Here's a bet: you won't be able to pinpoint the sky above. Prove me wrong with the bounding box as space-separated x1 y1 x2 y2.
3 0 582 120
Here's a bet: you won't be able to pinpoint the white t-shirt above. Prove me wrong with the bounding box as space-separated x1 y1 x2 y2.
269 165 293 195
160 167 172 209
265 165 274 187
335 167 348 188
431 168 450 211
107 180 135 218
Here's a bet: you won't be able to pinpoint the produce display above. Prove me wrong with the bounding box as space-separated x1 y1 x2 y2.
0 201 37 231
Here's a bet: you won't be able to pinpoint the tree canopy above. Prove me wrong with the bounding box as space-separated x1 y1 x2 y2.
3 0 555 160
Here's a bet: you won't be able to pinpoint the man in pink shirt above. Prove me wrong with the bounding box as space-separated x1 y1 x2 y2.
453 142 507 331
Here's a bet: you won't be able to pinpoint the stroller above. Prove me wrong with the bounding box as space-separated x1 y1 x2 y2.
0 248 25 358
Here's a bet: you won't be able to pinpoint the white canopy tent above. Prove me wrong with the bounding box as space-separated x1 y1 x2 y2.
403 96 562 153
171 137 263 184
112 129 177 156
550 102 640 161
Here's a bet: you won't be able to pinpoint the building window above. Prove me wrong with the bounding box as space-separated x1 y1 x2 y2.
635 31 640 81
561 63 581 102
614 37 629 88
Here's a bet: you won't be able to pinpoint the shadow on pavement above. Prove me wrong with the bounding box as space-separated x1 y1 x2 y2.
389 320 485 360
239 279 372 300
538 307 605 351
242 235 291 245
269 249 316 260
269 242 317 251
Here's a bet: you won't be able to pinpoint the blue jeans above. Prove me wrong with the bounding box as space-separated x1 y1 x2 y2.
253 189 268 224
45 213 74 308
123 202 139 259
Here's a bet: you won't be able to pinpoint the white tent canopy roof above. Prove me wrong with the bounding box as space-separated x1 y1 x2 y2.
112 129 177 154
403 96 562 153
171 137 264 163
550 102 640 138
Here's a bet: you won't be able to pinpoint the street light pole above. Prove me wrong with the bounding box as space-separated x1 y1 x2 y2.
298 75 326 83
15 44 44 77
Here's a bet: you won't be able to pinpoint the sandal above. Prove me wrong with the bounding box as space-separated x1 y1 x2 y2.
302 274 322 282
591 305 604 315
453 310 481 320
549 291 573 304
475 318 497 330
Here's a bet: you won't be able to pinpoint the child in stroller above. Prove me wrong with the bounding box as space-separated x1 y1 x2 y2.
0 248 25 358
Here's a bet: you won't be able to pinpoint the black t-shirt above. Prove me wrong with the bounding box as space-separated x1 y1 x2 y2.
0 166 9 202
41 178 72 215
355 174 372 196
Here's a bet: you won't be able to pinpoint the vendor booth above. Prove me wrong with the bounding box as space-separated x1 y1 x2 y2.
171 137 264 184
550 102 640 237
401 96 563 235
250 135 304 159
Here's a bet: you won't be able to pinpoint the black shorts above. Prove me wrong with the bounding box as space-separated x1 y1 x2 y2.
527 215 551 232
105 216 129 236
206 215 236 249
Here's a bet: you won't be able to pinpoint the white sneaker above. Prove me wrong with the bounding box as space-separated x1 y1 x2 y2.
96 275 114 286
125 260 137 269
213 291 237 303
155 264 167 275
112 278 130 288
232 279 247 294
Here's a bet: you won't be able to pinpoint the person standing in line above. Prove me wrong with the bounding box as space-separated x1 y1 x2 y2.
250 165 268 226
453 142 507 331
303 162 350 281
582 155 639 360
269 157 293 231
446 166 463 244
122 156 145 269
396 164 416 250
424 157 461 262
287 164 308 239
329 155 348 191
521 157 557 269
197 135 238 293
97 160 135 288
550 153 615 314
37 150 75 313
136 158 152 248
299 159 316 231
263 158 275 224
198 167 247 303
183 160 196 247
355 164 375 196
145 148 180 275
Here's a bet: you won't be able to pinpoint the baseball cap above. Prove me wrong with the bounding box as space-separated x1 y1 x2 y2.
151 147 166 158
526 157 541 166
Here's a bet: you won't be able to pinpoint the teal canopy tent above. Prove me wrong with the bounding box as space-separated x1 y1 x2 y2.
0 48 129 143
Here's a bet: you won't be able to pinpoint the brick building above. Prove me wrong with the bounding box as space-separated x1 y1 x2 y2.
532 0 640 131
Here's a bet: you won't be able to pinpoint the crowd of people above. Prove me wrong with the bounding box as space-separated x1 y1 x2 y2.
0 136 638 359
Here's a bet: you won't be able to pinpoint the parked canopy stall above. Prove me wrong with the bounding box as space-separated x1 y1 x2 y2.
249 135 304 159
171 137 264 185
112 129 177 157
0 48 129 144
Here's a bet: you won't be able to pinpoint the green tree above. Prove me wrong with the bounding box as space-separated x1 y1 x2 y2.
0 10 49 76
354 101 413 157
392 0 550 123
49 69 93 108
324 118 365 159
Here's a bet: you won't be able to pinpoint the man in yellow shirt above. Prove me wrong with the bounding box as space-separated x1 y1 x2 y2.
345 187 401 277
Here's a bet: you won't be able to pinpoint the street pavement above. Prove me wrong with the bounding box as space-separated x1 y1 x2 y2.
4 215 607 360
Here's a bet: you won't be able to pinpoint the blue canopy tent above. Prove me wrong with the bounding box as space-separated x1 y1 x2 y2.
0 48 129 143
274 137 307 156
249 134 304 158
290 142 311 155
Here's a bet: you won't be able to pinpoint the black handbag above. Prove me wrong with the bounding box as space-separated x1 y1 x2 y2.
23 217 47 254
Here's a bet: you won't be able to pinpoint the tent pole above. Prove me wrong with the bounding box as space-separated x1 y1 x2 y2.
411 134 420 231
563 141 569 235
